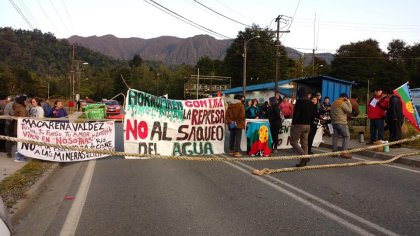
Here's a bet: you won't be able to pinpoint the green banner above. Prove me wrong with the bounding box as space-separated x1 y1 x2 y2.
84 104 106 119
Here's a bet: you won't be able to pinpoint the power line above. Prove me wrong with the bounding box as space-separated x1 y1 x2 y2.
8 0 34 30
16 0 39 28
213 0 254 23
61 0 76 34
49 0 70 33
192 0 251 27
36 0 61 35
282 0 301 43
144 0 231 39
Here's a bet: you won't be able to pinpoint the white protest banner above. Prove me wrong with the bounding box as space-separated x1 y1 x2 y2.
17 118 115 162
275 119 323 149
124 89 225 157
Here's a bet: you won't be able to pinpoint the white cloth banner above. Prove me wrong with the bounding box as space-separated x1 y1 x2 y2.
17 118 115 162
276 119 323 149
124 89 225 157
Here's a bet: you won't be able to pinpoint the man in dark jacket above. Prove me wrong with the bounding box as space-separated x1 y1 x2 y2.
268 96 282 152
386 91 404 147
226 94 246 157
291 87 317 167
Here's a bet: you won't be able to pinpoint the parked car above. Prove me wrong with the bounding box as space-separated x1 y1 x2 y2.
103 100 121 116
0 197 12 235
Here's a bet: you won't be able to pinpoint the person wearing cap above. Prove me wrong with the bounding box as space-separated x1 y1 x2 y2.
330 93 353 158
367 88 389 144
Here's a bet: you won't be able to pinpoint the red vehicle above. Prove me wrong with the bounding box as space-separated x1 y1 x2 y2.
103 100 121 116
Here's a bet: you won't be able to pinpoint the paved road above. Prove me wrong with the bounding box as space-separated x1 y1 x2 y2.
13 147 420 236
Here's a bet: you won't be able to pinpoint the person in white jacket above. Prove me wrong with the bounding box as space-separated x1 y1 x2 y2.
29 97 45 118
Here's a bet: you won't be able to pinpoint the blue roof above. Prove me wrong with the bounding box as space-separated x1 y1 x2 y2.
223 79 295 94
292 75 357 85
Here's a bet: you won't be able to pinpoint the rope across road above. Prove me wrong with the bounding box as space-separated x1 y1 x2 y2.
0 134 419 175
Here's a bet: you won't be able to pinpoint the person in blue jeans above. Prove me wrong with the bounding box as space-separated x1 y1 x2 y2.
330 93 353 158
12 95 29 162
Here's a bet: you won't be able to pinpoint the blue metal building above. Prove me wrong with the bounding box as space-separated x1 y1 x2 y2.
223 75 356 102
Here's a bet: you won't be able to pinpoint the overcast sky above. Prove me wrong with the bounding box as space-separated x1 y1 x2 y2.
1 0 420 53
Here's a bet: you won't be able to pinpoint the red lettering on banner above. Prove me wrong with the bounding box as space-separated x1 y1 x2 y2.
126 119 148 140
184 100 208 108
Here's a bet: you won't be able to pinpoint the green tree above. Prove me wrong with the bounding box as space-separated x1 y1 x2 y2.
331 39 388 100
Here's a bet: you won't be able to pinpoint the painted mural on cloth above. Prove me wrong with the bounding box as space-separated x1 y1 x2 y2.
124 89 225 156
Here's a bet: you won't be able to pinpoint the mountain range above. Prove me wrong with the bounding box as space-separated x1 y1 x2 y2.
67 34 334 65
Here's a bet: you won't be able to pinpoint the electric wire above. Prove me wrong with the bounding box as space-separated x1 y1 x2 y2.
16 0 39 28
36 0 61 35
61 0 77 34
192 0 251 27
213 0 254 23
49 0 70 33
8 0 34 30
144 0 231 39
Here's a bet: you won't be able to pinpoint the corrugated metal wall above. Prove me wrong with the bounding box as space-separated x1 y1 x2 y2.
322 79 351 102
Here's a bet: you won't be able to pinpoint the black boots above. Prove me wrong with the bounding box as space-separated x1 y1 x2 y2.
295 158 310 167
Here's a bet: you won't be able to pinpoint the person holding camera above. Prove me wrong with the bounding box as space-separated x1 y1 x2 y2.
226 94 245 157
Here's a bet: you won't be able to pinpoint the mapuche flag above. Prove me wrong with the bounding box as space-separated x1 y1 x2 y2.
394 82 420 131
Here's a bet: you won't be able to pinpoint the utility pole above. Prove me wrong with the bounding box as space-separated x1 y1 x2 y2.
70 44 75 101
274 15 290 96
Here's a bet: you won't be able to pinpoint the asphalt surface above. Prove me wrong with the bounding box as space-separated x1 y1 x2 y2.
5 120 420 235
13 148 420 235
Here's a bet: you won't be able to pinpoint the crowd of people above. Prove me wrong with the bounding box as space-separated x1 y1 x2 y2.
0 94 68 163
226 89 339 165
0 87 406 165
225 86 406 167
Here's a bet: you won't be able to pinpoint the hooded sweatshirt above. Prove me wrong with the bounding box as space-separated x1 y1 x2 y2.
331 97 352 124
226 99 245 129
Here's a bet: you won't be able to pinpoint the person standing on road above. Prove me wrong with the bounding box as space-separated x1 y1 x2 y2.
291 87 316 167
267 96 282 153
226 94 246 157
279 96 293 119
386 90 404 147
4 96 15 158
29 97 45 118
0 95 8 152
13 96 29 162
367 88 389 144
48 101 68 118
307 96 320 155
330 93 353 158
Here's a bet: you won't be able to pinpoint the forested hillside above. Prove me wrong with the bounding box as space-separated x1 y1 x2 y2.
0 28 195 100
0 27 122 99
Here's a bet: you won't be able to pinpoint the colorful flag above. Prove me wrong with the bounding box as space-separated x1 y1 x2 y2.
394 82 420 131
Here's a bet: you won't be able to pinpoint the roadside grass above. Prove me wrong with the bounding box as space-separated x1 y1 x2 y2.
0 160 53 209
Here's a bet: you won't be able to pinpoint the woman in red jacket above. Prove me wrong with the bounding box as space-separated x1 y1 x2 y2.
279 96 293 119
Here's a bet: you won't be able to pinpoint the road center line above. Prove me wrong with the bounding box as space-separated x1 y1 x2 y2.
60 160 96 236
224 159 398 236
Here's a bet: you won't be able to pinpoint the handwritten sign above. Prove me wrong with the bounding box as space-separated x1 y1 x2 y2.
124 89 225 157
17 118 115 162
